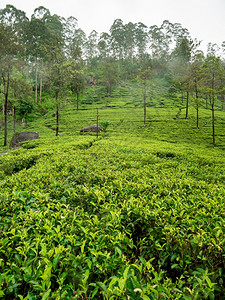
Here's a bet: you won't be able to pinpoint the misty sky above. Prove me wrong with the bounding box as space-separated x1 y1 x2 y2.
1 0 225 52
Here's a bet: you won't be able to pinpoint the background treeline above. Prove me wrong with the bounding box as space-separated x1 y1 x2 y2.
0 4 225 146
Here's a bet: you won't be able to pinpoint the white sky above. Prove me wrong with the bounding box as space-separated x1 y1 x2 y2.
1 0 225 52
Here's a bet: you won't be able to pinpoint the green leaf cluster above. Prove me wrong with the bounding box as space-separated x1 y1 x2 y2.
0 133 224 298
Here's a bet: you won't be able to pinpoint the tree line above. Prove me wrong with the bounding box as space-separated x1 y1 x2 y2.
0 4 225 146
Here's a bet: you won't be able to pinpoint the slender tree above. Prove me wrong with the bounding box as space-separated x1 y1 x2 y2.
170 37 199 118
98 32 111 61
85 30 99 61
49 50 67 136
101 59 119 97
24 7 51 104
43 24 67 136
189 51 204 129
135 22 148 60
68 62 85 111
201 55 225 146
0 4 28 36
137 58 152 126
11 69 32 129
110 19 125 69
0 23 22 146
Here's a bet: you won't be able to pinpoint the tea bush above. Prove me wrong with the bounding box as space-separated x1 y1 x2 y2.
0 101 225 299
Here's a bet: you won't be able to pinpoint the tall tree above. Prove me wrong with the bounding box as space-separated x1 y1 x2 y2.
110 19 125 67
0 5 28 145
0 4 28 37
11 73 32 132
170 37 199 118
201 55 225 146
0 23 22 146
64 18 86 111
123 22 136 63
48 49 67 136
66 27 86 61
69 66 85 111
189 51 204 129
43 19 67 136
25 7 51 104
98 32 111 61
67 50 85 112
137 58 152 126
135 22 148 60
101 59 119 97
85 30 99 60
149 24 165 60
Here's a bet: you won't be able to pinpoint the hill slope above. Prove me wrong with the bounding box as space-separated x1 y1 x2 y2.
0 102 225 299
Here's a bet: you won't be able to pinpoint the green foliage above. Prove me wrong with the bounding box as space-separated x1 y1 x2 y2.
0 112 225 298
100 120 110 135
18 99 34 117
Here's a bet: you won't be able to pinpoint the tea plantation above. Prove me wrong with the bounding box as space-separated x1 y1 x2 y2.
0 101 225 299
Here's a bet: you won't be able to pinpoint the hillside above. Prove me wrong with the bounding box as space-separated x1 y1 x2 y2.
0 93 225 299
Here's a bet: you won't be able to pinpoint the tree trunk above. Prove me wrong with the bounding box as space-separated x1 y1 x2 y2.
35 57 38 105
56 91 59 137
13 106 16 133
185 90 189 119
129 48 133 64
96 108 99 138
39 75 42 103
3 72 10 146
109 83 112 97
4 93 8 146
196 103 199 129
195 81 199 129
56 104 59 137
212 97 215 146
212 73 215 146
76 92 79 111
144 81 147 126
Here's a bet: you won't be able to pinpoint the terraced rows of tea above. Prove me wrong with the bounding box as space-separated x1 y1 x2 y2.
0 104 225 299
